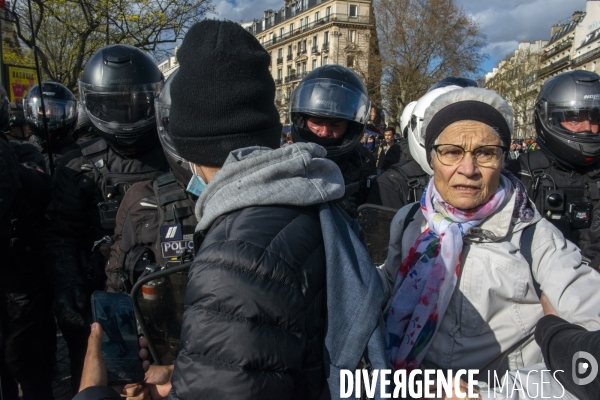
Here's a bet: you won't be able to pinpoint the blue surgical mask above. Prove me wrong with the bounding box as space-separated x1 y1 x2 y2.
186 165 207 197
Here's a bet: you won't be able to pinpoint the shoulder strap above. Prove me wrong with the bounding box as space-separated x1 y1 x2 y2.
520 223 541 299
402 202 421 233
80 138 110 178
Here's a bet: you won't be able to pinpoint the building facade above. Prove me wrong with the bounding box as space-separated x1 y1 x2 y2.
245 0 376 125
486 0 600 138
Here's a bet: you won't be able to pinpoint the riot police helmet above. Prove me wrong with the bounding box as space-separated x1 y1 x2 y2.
290 65 370 159
79 44 164 154
24 82 78 142
400 101 417 139
535 70 600 168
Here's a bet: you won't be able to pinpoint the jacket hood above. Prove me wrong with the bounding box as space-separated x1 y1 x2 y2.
195 142 345 231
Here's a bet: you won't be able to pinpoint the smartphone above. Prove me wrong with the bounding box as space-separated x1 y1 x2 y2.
91 291 145 385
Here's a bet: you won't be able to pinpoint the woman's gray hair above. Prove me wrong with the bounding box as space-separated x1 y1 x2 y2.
422 87 514 166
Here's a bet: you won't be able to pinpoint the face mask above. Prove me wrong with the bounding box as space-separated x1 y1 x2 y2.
186 164 207 196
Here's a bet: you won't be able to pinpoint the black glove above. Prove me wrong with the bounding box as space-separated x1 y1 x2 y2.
53 284 89 328
338 195 358 219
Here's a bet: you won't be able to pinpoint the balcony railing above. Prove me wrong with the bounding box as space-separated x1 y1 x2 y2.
571 47 600 67
277 57 283 64
311 46 319 54
275 78 282 85
284 72 308 83
538 55 570 77
297 49 307 56
322 43 329 52
287 54 293 61
262 13 375 48
541 40 572 62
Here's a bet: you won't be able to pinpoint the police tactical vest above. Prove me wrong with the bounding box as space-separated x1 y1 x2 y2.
80 138 168 230
152 172 197 268
520 150 600 256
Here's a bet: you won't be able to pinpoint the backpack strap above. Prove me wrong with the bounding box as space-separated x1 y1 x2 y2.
519 223 541 299
80 138 110 181
402 202 421 233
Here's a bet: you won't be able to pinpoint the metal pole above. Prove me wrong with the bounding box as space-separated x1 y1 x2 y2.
27 0 53 174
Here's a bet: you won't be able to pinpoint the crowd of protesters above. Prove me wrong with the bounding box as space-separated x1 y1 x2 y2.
3 18 600 400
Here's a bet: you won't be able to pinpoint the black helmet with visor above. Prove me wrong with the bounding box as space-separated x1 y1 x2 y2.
79 44 163 155
535 70 600 168
290 65 370 159
155 69 192 183
24 82 78 141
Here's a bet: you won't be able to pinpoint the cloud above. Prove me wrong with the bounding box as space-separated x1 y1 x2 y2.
457 0 588 67
211 0 283 23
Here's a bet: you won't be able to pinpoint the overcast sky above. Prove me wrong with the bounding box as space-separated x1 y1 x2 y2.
209 0 589 74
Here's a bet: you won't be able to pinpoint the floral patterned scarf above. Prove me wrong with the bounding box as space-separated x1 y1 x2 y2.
384 171 532 372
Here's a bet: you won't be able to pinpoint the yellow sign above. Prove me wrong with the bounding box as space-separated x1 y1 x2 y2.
7 65 38 104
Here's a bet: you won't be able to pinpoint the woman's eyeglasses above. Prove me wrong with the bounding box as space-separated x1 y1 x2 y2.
432 144 507 167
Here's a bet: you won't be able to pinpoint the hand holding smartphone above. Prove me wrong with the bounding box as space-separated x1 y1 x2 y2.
91 291 145 385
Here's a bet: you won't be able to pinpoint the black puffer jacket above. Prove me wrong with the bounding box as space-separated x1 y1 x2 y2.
170 204 327 400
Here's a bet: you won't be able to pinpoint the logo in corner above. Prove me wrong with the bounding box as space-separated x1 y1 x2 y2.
572 351 598 385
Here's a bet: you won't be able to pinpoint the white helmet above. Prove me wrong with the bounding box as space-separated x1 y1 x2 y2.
408 86 462 175
400 101 417 138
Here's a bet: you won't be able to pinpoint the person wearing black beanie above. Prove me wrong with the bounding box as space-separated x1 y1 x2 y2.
169 19 282 167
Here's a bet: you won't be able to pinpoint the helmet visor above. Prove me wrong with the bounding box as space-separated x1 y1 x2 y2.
546 101 600 137
79 81 162 135
24 97 77 128
155 98 185 163
290 78 370 123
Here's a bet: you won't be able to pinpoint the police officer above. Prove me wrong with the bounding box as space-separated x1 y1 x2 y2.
519 70 600 269
290 65 375 215
0 84 56 400
5 103 47 172
24 81 80 171
45 44 170 391
105 69 197 293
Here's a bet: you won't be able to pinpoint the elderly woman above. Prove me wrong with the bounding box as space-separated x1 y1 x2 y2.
379 87 600 393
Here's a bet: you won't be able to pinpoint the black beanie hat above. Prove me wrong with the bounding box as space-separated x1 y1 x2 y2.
169 20 282 166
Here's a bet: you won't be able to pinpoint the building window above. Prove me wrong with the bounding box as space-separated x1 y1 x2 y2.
305 16 309 28
347 55 355 67
349 5 358 17
315 11 320 21
290 23 294 35
349 30 356 43
270 33 274 43
302 62 307 73
278 68 282 80
288 45 293 59
278 48 283 58
312 59 317 70
326 6 331 21
313 35 318 47
299 18 304 30
288 66 292 76
324 31 329 44
594 61 597 71
280 28 285 38
324 56 328 65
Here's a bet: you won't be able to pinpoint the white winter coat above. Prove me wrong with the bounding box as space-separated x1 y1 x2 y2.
379 185 600 380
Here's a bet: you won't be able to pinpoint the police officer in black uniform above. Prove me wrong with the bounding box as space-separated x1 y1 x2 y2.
72 102 98 145
24 81 80 171
290 65 375 215
518 70 600 270
45 44 170 391
0 84 56 400
105 69 197 293
5 103 47 172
